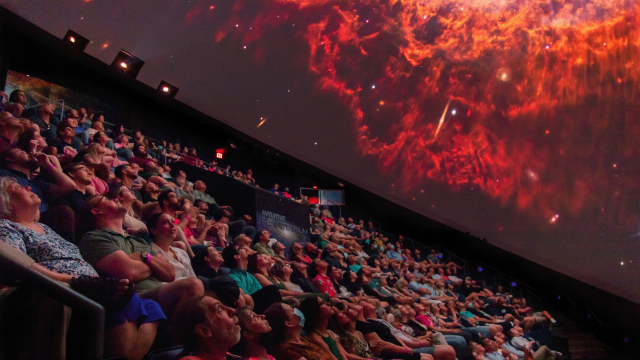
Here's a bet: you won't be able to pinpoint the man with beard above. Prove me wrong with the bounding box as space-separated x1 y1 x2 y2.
114 164 142 202
0 115 24 153
54 163 95 213
141 181 161 204
77 193 204 317
0 148 75 212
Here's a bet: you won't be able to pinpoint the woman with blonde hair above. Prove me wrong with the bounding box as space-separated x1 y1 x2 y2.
85 142 127 169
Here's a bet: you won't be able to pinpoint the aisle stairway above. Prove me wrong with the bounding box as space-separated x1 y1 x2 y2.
553 314 612 359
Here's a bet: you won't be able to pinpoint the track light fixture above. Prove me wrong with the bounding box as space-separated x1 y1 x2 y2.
110 50 144 79
63 30 90 51
157 81 179 98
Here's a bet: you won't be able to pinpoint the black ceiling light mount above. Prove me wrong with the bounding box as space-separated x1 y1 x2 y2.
63 29 90 51
110 50 145 79
157 81 179 98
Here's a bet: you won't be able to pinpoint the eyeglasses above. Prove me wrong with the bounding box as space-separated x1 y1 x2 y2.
89 194 107 209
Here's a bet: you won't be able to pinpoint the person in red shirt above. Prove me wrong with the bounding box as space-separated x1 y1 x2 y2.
129 143 157 169
312 258 337 298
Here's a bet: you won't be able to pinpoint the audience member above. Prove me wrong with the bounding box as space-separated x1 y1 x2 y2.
174 296 241 360
77 193 204 317
230 306 274 360
148 213 197 281
222 243 282 314
30 103 57 141
263 302 335 360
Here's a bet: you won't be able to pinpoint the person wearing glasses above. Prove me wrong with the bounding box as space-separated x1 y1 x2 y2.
52 163 95 214
77 192 204 318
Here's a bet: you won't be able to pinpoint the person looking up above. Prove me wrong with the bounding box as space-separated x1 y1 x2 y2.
230 306 274 360
77 193 204 318
222 243 282 314
148 212 197 281
30 103 57 141
300 295 352 360
263 302 335 360
0 115 23 153
174 296 242 360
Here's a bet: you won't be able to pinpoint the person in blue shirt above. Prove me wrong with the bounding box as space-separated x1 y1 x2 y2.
270 183 279 195
221 243 282 314
385 243 403 260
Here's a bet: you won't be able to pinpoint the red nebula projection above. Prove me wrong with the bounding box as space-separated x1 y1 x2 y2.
214 0 640 231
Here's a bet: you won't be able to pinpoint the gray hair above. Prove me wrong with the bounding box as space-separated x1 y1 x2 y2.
0 177 17 219
375 307 387 319
393 309 402 319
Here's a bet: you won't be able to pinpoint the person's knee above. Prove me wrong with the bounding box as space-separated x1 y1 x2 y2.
180 277 204 298
433 345 456 360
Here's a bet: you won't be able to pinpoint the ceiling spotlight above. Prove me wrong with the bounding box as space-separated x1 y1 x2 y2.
157 81 179 98
111 50 145 79
63 30 90 51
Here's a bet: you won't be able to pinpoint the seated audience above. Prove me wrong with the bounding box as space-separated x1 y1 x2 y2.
77 193 204 317
0 177 164 360
222 243 282 314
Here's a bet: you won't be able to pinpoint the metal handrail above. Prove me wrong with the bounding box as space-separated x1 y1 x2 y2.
0 251 105 360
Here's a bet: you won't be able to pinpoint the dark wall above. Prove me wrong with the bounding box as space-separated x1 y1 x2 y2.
1 6 638 357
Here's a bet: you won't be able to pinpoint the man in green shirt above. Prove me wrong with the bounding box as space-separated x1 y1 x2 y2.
78 193 204 316
192 180 217 205
251 230 278 260
221 243 281 314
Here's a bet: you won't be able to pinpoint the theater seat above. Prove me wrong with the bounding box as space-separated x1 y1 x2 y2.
146 345 184 360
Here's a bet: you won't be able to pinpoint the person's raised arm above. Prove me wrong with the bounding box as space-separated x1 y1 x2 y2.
174 226 196 258
35 152 75 199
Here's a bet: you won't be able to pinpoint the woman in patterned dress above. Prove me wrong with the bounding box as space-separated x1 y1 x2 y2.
0 176 165 360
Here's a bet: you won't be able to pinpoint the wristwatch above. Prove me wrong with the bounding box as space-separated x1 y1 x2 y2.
141 251 149 263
